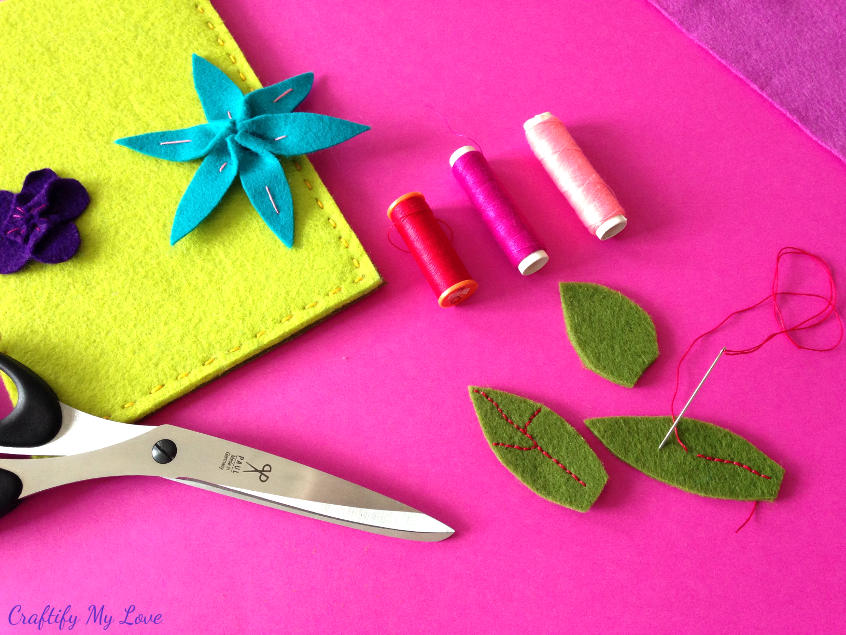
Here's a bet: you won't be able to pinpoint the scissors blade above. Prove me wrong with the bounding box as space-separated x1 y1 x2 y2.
161 426 454 542
0 413 453 541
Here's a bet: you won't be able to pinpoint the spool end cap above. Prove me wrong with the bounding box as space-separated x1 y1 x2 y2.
438 279 478 308
596 215 627 240
449 145 479 167
523 112 557 131
387 191 424 220
518 250 549 275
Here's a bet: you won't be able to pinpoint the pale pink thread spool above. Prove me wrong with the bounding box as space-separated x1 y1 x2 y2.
524 112 627 240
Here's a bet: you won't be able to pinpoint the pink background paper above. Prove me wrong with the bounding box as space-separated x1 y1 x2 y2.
2 0 845 632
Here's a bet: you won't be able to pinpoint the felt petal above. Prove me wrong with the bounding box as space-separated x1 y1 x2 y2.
31 222 80 264
469 387 608 512
115 122 229 162
192 54 245 121
560 282 658 387
0 190 13 225
585 416 784 501
0 238 31 273
239 113 369 156
18 169 58 206
233 144 294 246
170 140 239 244
243 72 314 117
45 177 90 222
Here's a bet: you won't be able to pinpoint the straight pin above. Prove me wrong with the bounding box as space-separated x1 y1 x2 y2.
658 347 726 450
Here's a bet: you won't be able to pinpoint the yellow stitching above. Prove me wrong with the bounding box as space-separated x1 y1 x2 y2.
328 218 337 229
256 329 267 337
115 278 367 414
340 238 349 248
150 384 164 394
352 258 360 268
304 179 313 190
293 159 302 171
315 199 325 209
196 0 249 83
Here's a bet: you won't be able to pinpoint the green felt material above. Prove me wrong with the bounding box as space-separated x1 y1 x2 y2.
585 416 784 501
559 282 659 387
469 387 607 512
0 0 381 422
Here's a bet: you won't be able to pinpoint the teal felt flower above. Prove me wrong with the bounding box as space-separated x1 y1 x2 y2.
116 55 369 246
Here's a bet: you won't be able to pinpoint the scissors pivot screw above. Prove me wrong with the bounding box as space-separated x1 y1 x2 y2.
152 439 178 464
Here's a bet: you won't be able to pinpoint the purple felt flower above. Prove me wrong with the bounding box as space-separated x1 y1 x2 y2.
0 169 90 274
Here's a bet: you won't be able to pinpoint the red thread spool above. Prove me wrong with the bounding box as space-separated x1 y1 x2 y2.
387 192 478 307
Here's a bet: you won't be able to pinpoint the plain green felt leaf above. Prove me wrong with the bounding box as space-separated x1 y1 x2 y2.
585 416 784 501
469 387 607 512
559 282 659 388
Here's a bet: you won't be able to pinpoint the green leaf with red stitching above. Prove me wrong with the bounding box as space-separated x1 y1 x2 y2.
585 416 784 501
469 387 608 512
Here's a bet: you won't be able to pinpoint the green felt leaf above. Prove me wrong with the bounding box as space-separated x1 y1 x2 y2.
469 387 607 512
585 416 784 501
559 282 659 387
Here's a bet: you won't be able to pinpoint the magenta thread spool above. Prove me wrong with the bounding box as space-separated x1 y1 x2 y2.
449 146 549 276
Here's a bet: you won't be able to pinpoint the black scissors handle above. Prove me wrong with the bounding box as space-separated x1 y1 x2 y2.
0 353 63 515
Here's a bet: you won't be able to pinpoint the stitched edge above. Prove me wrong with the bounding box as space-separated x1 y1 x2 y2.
114 1 373 417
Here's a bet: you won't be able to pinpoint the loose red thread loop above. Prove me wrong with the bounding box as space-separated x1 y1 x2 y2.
671 247 843 476
474 389 586 487
735 500 758 533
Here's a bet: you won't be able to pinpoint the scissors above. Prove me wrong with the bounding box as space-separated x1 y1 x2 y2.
0 353 453 541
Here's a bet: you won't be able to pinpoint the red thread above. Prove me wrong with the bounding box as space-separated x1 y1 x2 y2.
735 500 758 533
273 88 293 103
474 390 587 487
671 248 842 479
524 407 542 429
493 442 534 451
695 454 771 479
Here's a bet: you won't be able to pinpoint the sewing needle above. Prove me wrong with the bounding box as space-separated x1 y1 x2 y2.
658 347 726 450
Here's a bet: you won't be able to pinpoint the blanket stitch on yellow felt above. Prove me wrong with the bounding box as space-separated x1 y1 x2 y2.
0 0 381 422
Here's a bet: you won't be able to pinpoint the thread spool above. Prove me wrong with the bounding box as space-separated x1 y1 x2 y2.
450 146 549 275
524 112 627 240
387 192 478 307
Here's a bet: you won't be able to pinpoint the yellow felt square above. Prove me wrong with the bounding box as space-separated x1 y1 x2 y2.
0 0 381 421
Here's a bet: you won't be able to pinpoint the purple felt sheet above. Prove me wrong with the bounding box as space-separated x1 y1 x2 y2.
646 0 846 164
